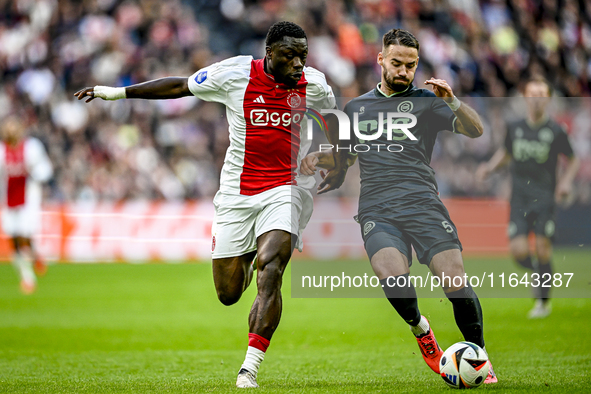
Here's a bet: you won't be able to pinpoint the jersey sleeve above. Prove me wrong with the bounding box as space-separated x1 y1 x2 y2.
187 56 252 104
428 93 458 134
304 67 337 111
554 125 575 157
25 138 53 182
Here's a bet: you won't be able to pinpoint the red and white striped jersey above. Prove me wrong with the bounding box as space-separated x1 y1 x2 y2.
0 138 53 208
188 56 335 196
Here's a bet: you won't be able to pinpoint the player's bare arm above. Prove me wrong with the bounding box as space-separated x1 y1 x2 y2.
556 155 581 202
301 150 356 176
316 115 351 194
74 77 192 102
425 78 483 138
476 147 512 181
300 151 332 176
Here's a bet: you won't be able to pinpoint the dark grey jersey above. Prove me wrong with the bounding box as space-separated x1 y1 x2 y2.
343 84 457 213
504 118 574 201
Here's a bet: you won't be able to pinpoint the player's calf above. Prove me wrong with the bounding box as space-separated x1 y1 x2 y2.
445 284 485 349
379 274 443 373
510 236 532 270
249 260 284 333
515 255 535 271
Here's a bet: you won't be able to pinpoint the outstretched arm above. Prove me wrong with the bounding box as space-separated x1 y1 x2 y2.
301 150 357 175
556 155 580 202
425 78 484 138
476 147 512 181
74 77 192 102
300 151 336 175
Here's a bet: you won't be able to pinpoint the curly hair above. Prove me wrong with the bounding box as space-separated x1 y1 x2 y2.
265 21 307 47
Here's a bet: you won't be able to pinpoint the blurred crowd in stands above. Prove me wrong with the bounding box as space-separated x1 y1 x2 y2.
0 0 590 203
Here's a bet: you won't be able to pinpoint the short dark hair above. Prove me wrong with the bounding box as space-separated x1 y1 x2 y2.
383 29 419 52
265 21 307 47
524 75 553 96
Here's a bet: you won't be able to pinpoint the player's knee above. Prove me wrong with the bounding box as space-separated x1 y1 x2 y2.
256 248 289 271
216 289 242 306
510 241 529 260
260 261 283 281
257 262 283 291
431 253 465 287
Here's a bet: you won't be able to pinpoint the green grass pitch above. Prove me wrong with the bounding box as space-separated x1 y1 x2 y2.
1 250 590 393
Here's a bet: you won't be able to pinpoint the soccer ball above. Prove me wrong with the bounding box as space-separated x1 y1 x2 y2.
439 341 489 389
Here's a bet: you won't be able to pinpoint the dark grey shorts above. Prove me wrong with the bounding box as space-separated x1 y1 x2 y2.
359 200 463 266
508 200 556 241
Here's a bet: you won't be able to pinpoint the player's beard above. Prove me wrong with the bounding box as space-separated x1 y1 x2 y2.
384 70 412 93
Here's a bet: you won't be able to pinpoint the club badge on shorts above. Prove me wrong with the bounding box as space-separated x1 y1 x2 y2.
363 221 376 236
212 235 216 252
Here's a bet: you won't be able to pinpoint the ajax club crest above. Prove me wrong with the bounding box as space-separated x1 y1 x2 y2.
287 93 302 108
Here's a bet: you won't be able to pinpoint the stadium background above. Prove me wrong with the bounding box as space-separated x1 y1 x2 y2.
2 2 591 393
0 0 590 262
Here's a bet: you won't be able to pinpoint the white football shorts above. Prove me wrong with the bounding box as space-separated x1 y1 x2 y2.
1 204 41 238
211 185 313 259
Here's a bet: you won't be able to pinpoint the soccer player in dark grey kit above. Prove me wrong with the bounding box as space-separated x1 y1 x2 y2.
302 28 497 383
477 76 580 319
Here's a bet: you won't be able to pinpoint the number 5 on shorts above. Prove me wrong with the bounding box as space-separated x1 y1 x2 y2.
441 221 454 234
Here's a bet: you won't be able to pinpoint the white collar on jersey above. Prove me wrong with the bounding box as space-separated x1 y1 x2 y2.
376 82 411 97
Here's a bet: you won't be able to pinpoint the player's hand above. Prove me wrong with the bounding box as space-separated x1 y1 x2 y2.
317 168 347 194
74 87 96 103
555 181 573 204
475 163 491 182
425 78 454 102
300 154 319 176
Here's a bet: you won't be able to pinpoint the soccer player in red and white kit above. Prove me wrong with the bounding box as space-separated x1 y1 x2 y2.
0 116 53 294
75 21 335 388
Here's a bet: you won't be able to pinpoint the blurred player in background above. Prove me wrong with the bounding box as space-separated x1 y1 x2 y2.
75 21 336 388
302 28 497 383
0 116 53 294
477 76 580 318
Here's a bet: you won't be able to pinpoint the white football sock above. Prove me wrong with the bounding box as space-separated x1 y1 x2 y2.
241 346 265 376
410 315 430 337
13 253 36 284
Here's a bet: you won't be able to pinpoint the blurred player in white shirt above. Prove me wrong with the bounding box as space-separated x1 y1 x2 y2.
0 116 53 294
